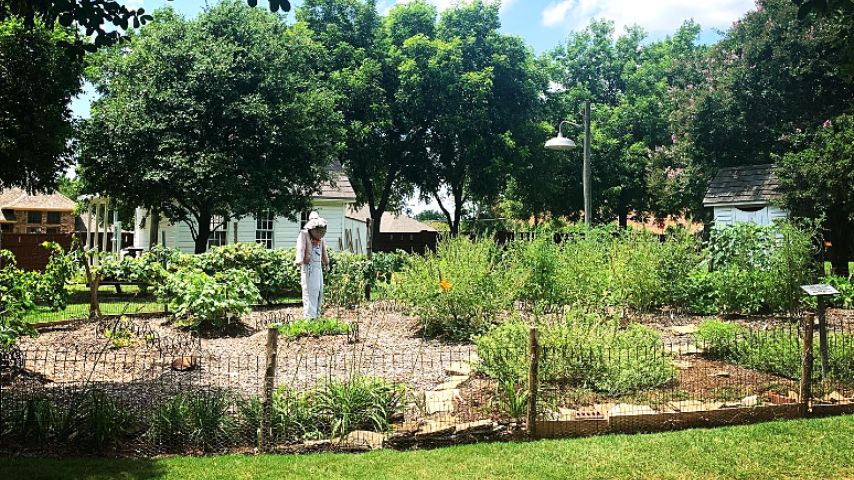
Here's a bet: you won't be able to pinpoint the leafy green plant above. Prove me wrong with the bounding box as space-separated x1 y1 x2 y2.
191 243 299 303
74 389 134 452
0 250 37 350
391 237 524 340
272 317 352 340
158 268 260 330
326 252 371 308
823 275 854 309
314 376 405 438
147 391 235 452
495 380 529 419
476 312 676 395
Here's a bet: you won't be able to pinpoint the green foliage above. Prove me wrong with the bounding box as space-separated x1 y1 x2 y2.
30 242 78 311
0 250 36 350
99 251 169 289
192 243 299 303
391 236 523 340
103 316 139 348
272 317 352 340
147 391 234 452
708 223 776 270
79 1 341 252
476 313 676 395
823 275 854 308
314 376 405 438
0 16 83 191
696 320 854 382
158 268 260 330
326 252 372 308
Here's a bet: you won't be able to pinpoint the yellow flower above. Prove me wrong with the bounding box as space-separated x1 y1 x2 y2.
439 279 452 292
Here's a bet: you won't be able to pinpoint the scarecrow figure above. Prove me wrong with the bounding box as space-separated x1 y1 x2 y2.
295 212 329 319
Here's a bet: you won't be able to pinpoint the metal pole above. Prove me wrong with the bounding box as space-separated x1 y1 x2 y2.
582 100 592 228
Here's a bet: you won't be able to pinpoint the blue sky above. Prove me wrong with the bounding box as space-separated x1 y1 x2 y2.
71 0 757 119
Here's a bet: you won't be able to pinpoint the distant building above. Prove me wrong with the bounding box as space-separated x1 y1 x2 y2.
703 164 788 227
132 164 362 253
346 207 439 254
0 188 76 234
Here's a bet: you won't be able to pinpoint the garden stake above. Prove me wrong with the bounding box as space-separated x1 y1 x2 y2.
261 326 279 451
800 313 814 417
527 326 539 438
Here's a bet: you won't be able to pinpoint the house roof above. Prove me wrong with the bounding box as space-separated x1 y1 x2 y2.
316 163 357 201
0 188 76 214
702 164 781 207
347 206 438 233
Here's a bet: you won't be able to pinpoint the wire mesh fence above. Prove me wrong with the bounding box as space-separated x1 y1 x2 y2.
2 307 854 456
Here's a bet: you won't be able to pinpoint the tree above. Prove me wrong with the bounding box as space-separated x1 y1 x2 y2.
776 114 854 276
399 1 542 235
297 0 433 242
542 20 704 226
0 16 82 192
78 1 341 253
0 0 292 50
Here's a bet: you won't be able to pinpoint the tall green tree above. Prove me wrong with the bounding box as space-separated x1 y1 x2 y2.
78 1 341 253
0 16 82 192
777 115 854 276
399 0 542 234
297 0 434 240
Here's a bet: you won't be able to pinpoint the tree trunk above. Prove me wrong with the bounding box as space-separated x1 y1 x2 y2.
828 213 851 277
148 207 160 249
194 212 212 254
618 211 628 229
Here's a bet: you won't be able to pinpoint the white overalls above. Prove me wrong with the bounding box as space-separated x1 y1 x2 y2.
301 241 324 319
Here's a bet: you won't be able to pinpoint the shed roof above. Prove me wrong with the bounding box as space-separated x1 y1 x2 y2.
702 164 781 207
347 206 438 233
316 163 357 201
0 188 76 212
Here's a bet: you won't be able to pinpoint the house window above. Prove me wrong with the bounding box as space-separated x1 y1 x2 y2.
207 215 227 249
1 209 15 221
1 224 11 232
27 211 42 224
46 227 61 234
256 211 274 248
27 226 43 233
47 211 62 224
300 211 311 229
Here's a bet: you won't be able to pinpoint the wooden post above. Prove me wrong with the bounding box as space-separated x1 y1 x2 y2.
365 217 373 301
800 313 814 417
527 326 539 438
817 296 829 378
261 327 279 451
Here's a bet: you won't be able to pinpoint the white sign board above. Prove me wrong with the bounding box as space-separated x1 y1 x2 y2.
800 284 840 296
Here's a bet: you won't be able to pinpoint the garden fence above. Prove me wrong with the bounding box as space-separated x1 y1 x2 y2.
2 309 853 456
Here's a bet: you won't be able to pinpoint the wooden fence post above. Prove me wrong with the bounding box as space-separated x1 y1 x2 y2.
817 296 829 378
527 326 539 438
800 313 814 417
261 326 279 451
365 217 373 302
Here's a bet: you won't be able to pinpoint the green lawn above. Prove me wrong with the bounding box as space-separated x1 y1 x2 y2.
23 284 165 324
3 415 854 480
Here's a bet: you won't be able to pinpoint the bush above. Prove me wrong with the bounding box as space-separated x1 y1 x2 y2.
99 250 169 289
823 275 854 309
192 243 299 303
147 391 235 452
391 237 524 340
476 312 676 395
695 319 854 381
273 317 352 340
0 250 36 350
326 252 372 308
158 268 260 330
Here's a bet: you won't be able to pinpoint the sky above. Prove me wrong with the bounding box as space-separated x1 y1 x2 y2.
70 0 758 214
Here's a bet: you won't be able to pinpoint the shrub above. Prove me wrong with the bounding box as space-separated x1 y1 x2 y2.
695 319 854 381
314 376 405 437
147 391 234 451
476 312 676 395
272 317 352 340
192 243 299 303
99 250 169 289
391 237 524 340
326 252 372 308
30 241 78 309
158 268 260 330
0 250 36 350
823 275 854 309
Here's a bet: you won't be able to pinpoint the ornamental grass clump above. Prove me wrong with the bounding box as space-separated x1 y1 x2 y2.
390 236 524 341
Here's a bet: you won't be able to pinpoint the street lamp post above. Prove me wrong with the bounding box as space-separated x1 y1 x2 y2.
545 100 592 227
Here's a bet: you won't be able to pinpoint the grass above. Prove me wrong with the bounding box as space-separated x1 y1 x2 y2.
2 415 854 479
23 284 165 324
273 317 352 339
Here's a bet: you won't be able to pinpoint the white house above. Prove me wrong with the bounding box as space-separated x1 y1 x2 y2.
702 164 788 227
133 166 366 253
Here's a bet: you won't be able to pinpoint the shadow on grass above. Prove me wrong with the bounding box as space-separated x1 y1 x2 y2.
0 457 169 480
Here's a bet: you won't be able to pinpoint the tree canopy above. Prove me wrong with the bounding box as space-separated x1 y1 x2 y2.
78 1 340 253
0 16 82 192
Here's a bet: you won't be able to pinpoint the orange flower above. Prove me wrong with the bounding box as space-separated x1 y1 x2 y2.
439 279 452 292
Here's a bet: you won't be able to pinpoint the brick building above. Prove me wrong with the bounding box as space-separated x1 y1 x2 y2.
0 188 76 234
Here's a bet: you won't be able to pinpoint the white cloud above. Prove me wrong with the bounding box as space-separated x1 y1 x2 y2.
540 0 755 35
